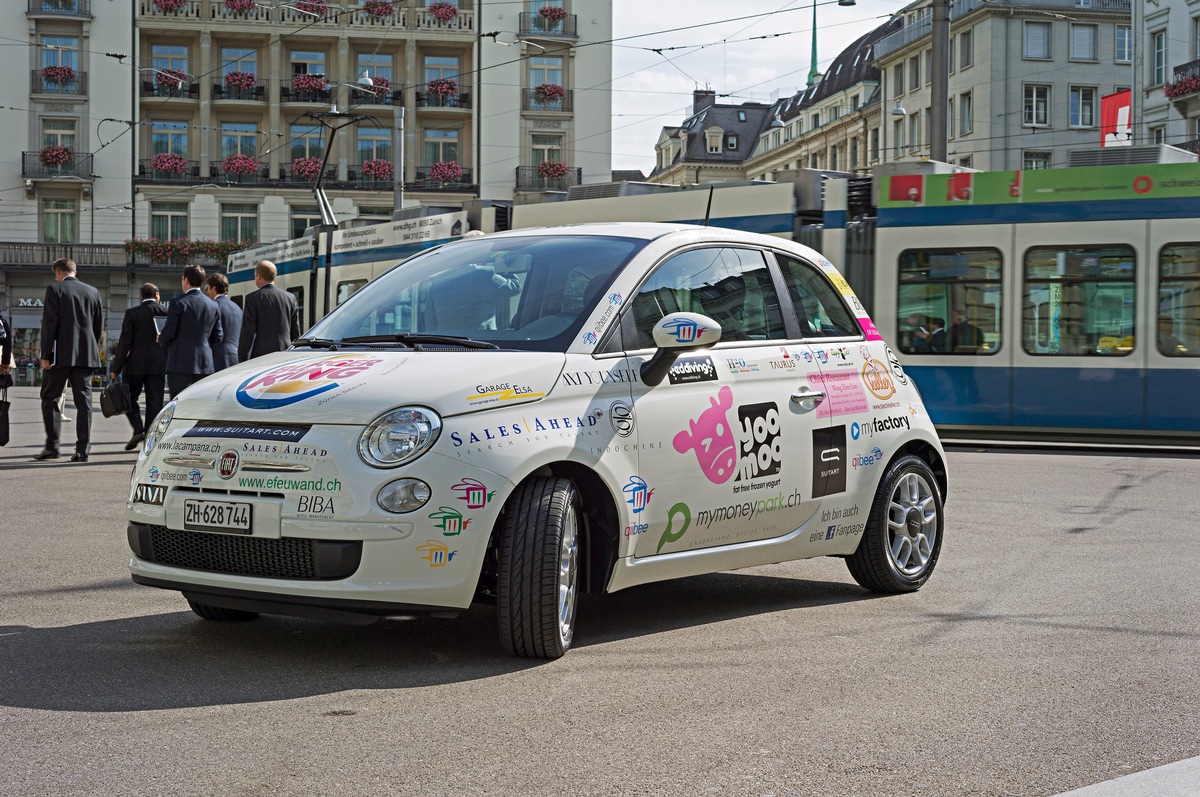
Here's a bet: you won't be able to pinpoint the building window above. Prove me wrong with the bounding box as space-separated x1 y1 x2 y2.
1023 151 1051 170
424 55 459 82
959 91 973 135
1069 24 1097 61
870 127 879 161
850 137 859 169
959 156 973 169
738 110 746 122
726 135 738 150
43 199 76 244
42 36 79 70
531 133 563 165
357 52 393 84
290 206 321 239
355 206 391 227
424 128 460 163
1151 126 1166 144
1195 18 1200 60
811 112 820 129
893 118 904 155
43 119 77 149
948 97 955 140
221 123 258 157
529 55 563 89
290 124 324 160
151 44 187 74
830 144 839 171
221 203 258 244
221 47 256 76
1024 21 1051 59
1070 87 1097 127
1024 85 1050 126
909 113 921 152
290 50 326 77
708 129 722 153
1115 26 1132 63
357 126 392 163
1152 32 1166 85
925 51 932 85
909 55 921 92
960 29 973 69
851 94 860 111
150 202 188 241
151 121 188 156
892 64 904 98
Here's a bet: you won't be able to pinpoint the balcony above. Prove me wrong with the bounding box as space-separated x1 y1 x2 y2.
212 77 268 102
140 79 199 99
279 164 336 185
208 0 272 22
0 242 120 268
31 70 88 97
409 164 476 192
27 0 91 17
1176 139 1200 155
22 150 95 180
1166 59 1200 114
413 7 476 32
210 159 270 184
137 0 201 19
280 83 333 104
135 158 202 184
518 11 577 38
415 90 472 109
515 165 581 192
350 87 402 107
522 88 573 113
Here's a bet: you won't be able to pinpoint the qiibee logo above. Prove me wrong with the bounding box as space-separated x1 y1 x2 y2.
235 354 382 409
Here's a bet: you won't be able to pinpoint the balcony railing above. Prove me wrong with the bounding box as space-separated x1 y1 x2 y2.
280 84 333 103
518 11 577 38
208 1 272 22
22 151 95 179
515 165 581 192
349 87 401 107
1175 58 1200 82
413 7 476 32
1176 139 1200 155
0 242 120 267
279 164 337 185
140 79 199 99
409 165 476 192
212 78 268 101
31 70 88 96
136 158 202 183
415 90 472 109
27 0 91 16
522 88 573 112
210 159 269 184
137 0 201 19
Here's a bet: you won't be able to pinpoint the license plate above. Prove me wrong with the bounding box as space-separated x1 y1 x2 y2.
184 499 252 534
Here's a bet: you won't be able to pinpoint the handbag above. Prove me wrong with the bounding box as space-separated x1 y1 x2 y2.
100 378 132 418
0 386 9 447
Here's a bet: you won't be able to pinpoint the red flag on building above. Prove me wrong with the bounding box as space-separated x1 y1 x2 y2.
1101 90 1132 147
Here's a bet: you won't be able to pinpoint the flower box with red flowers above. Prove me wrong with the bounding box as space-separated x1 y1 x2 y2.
534 83 565 103
1165 76 1200 100
538 5 567 22
291 157 324 180
124 238 248 265
41 65 77 85
427 2 457 22
361 159 393 180
223 70 257 92
428 160 463 183
153 0 189 11
292 73 328 94
151 152 189 174
155 68 189 90
223 0 256 12
367 76 392 96
427 77 458 97
39 145 74 168
537 160 569 179
295 0 328 14
362 0 393 16
223 154 259 176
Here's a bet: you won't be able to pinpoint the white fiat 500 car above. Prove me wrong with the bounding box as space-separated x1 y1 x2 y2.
127 223 947 659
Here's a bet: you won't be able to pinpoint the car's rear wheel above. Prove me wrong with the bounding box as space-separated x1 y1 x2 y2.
497 477 580 659
846 454 943 593
187 600 259 622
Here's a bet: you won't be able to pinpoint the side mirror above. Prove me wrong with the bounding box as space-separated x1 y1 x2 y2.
640 312 722 386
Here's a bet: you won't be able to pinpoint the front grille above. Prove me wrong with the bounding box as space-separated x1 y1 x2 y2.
144 525 357 580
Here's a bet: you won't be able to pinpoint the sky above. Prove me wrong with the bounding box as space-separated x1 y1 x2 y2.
606 0 910 175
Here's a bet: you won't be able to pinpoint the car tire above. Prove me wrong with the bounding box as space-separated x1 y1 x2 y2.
187 599 259 622
497 477 580 659
846 454 943 593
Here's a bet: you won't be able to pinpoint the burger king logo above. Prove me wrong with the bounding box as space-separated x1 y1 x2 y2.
235 354 384 409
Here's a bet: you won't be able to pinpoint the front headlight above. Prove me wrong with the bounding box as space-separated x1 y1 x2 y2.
358 406 441 468
142 401 176 458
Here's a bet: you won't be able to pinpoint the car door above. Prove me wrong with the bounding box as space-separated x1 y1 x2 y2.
622 245 829 558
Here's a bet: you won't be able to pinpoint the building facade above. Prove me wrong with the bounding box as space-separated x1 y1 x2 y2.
1136 0 1200 150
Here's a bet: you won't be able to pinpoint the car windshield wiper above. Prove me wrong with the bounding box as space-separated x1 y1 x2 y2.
338 333 499 350
292 337 339 349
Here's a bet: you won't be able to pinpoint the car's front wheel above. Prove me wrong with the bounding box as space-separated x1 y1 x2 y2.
497 477 580 659
846 454 943 593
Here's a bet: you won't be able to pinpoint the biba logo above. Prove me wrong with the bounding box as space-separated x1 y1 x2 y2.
861 358 896 400
235 354 383 409
218 450 239 480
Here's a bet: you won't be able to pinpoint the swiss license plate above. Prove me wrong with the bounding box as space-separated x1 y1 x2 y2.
184 499 252 534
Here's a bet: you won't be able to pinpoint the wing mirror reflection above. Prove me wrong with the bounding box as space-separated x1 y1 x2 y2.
640 312 722 386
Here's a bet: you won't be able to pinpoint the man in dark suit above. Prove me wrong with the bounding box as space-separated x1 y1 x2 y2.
36 257 103 462
110 283 168 450
160 265 223 398
204 272 242 371
239 260 300 362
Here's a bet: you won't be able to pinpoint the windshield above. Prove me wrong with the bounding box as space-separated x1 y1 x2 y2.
306 234 646 351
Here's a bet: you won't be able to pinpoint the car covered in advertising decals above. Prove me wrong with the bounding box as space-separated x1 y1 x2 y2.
126 223 948 659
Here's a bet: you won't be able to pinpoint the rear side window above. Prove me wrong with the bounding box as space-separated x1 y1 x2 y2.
776 255 860 338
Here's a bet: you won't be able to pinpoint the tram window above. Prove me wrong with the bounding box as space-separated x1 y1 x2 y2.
1022 244 1135 356
1157 243 1200 357
287 287 304 322
776 255 860 339
336 279 367 307
896 248 1002 355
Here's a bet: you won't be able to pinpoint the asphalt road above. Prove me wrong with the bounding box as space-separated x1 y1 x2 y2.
1 386 1198 797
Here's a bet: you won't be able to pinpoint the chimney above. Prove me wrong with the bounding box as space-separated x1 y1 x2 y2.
693 89 717 114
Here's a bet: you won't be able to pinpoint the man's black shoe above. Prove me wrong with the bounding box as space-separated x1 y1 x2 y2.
34 449 60 461
125 433 146 451
70 452 89 463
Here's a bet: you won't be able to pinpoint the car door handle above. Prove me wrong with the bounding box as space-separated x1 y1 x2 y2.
790 387 826 406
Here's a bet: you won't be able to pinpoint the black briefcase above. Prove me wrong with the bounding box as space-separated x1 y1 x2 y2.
100 380 132 418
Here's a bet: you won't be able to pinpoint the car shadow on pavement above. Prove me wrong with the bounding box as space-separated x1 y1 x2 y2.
0 572 873 713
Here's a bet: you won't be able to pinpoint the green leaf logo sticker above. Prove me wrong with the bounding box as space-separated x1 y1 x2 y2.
657 502 691 553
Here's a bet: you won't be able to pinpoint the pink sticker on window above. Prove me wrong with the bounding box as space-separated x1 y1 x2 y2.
858 317 883 341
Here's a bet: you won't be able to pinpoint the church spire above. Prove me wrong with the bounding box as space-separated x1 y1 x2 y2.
807 0 820 87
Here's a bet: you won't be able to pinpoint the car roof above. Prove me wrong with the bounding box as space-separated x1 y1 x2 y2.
473 222 802 250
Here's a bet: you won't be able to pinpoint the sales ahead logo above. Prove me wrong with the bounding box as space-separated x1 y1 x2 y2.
235 354 382 409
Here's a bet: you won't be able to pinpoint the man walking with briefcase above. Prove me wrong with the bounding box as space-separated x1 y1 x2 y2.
110 283 168 450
